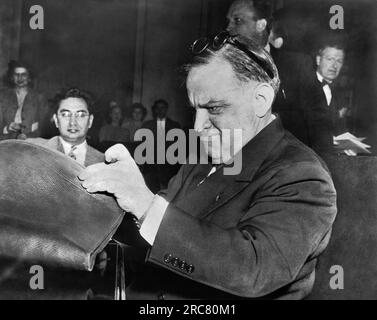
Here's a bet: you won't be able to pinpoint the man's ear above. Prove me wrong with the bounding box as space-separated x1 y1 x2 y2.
251 83 274 118
88 115 94 129
256 19 267 32
53 114 59 128
273 37 284 49
316 55 321 67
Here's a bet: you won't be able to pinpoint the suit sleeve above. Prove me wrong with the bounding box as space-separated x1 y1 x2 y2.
23 93 49 138
0 104 3 139
145 161 337 298
35 93 50 138
0 97 9 140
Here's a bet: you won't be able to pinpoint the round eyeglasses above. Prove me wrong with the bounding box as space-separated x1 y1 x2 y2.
58 111 90 120
191 31 274 80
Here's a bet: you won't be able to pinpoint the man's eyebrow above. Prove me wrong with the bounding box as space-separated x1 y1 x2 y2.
198 100 228 108
58 108 88 113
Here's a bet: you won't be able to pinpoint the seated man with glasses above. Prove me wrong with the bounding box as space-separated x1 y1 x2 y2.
78 33 337 299
28 88 103 167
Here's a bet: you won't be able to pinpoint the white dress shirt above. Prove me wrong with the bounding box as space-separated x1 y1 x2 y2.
157 118 166 132
317 72 332 106
140 165 221 245
59 137 88 166
14 88 28 123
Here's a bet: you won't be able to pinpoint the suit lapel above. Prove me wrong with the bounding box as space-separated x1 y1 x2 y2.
172 118 285 219
46 136 65 154
85 146 97 166
313 75 330 110
4 90 18 123
21 92 34 128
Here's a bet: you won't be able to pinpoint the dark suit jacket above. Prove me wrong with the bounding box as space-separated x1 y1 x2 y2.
27 136 104 166
126 118 337 300
141 118 181 192
0 88 48 140
270 48 314 144
301 72 347 155
141 117 181 139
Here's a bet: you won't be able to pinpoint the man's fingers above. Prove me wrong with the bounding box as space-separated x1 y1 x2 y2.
78 163 108 181
105 144 131 163
83 180 114 194
9 123 20 132
348 150 357 156
81 176 127 195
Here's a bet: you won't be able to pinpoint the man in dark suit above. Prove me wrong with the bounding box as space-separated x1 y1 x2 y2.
0 61 49 140
302 40 348 155
28 88 103 166
226 0 313 144
79 35 337 299
141 99 181 192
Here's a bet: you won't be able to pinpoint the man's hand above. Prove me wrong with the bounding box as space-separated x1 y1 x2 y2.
8 122 23 132
17 133 27 140
95 250 109 276
78 144 154 220
344 149 357 156
338 107 348 119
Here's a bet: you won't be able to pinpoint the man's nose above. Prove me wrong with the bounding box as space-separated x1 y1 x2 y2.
68 115 78 125
194 109 211 133
331 61 339 70
226 22 234 35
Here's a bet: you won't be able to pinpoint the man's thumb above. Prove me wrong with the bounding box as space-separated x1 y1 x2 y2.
105 144 131 163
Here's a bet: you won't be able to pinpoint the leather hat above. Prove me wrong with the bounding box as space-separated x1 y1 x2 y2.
0 140 124 271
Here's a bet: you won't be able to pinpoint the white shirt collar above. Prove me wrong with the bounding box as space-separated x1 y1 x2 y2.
316 72 332 106
317 71 333 84
316 71 324 83
59 137 87 155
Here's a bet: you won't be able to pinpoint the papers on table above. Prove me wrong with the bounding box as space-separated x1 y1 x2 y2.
333 132 371 154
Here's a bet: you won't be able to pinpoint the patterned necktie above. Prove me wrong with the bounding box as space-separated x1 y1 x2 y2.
68 145 77 160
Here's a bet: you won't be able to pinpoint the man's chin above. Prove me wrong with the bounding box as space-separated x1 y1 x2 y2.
325 73 337 80
15 83 28 88
61 134 84 144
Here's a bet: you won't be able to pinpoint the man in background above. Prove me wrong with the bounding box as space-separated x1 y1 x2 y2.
303 39 348 155
226 0 313 144
28 88 103 166
142 99 181 193
0 61 48 140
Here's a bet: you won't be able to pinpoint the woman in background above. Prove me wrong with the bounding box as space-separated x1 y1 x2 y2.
98 104 130 143
122 103 147 142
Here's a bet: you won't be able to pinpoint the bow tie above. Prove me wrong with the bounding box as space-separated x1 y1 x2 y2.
321 80 333 89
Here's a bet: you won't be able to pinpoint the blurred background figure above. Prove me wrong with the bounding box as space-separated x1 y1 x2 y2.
98 104 130 145
122 102 147 142
142 99 181 193
268 13 286 50
0 60 48 140
226 0 312 144
302 36 349 155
